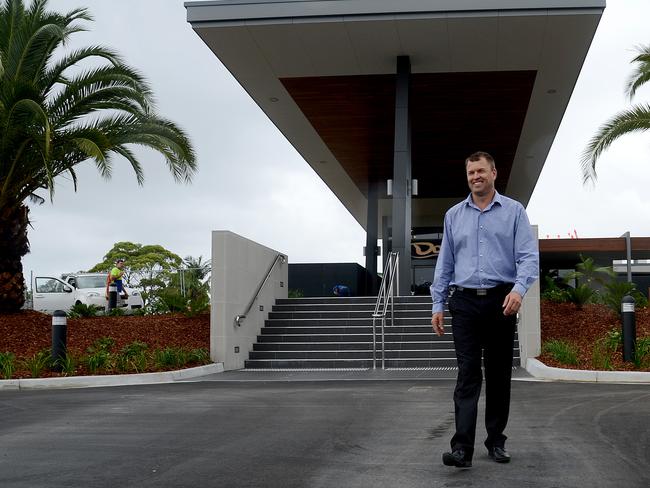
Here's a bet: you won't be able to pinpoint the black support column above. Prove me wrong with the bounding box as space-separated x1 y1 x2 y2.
364 181 379 295
391 56 412 295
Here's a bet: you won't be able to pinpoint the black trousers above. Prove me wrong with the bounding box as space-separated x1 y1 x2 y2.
447 286 517 456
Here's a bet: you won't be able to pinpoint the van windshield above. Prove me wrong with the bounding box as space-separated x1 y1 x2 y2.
75 276 107 289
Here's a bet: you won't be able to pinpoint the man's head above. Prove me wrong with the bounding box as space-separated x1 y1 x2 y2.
465 151 496 198
115 258 125 269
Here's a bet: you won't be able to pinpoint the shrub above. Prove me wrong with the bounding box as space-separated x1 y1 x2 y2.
185 294 210 317
23 350 52 378
288 289 304 299
87 337 116 354
542 339 579 366
157 288 187 313
540 276 569 303
107 307 126 317
565 284 596 309
115 341 149 373
634 337 650 369
601 281 648 315
54 353 77 376
188 348 210 364
592 330 621 371
68 303 101 318
0 352 16 379
154 347 188 369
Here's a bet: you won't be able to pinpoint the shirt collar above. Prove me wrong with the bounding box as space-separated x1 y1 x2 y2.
465 190 503 211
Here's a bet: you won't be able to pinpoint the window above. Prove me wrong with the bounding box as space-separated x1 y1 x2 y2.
35 278 66 293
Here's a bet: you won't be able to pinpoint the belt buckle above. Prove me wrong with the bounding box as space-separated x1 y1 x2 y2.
477 289 487 296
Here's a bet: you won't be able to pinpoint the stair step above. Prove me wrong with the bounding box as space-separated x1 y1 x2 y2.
268 310 434 319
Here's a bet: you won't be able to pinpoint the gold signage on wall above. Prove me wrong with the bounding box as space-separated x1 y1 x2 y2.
411 241 441 259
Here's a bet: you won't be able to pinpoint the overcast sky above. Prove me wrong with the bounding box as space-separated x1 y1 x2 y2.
22 0 650 279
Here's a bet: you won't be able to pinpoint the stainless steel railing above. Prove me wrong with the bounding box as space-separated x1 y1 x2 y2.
235 253 286 327
371 251 399 369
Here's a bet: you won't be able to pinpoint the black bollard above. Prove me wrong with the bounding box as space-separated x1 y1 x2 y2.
51 310 67 371
621 295 636 362
108 284 117 311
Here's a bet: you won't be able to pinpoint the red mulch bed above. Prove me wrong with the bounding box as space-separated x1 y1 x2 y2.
539 301 650 371
0 310 209 378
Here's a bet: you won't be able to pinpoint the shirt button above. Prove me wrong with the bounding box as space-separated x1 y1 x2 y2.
480 254 483 257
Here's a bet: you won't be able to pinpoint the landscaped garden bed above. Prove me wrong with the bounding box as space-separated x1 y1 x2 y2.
539 301 650 371
0 310 210 379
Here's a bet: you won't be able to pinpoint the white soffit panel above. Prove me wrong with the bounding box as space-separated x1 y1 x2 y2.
496 14 547 70
447 16 499 72
246 24 314 77
291 21 360 76
394 18 451 73
344 19 402 75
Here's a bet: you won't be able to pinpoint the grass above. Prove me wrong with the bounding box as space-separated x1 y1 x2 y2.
0 352 16 379
22 350 51 378
542 339 579 366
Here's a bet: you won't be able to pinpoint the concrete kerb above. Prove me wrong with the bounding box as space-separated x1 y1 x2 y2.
526 358 650 384
0 362 224 391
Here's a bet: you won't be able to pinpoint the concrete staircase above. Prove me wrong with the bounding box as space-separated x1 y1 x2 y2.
244 296 521 370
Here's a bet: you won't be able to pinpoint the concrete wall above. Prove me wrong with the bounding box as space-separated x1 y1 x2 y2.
211 231 288 370
518 225 541 365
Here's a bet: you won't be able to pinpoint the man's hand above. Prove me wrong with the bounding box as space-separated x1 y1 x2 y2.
431 312 445 336
502 291 523 316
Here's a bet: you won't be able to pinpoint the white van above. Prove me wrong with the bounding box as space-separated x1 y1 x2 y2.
32 273 144 314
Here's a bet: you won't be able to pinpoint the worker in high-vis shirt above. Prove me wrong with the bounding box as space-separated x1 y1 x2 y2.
105 258 129 301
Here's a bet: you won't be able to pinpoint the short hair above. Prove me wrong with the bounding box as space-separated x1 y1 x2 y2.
465 151 495 169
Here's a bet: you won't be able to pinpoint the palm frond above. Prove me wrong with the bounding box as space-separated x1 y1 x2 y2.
625 44 650 100
581 103 650 184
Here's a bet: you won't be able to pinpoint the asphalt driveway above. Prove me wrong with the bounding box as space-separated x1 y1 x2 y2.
0 380 648 488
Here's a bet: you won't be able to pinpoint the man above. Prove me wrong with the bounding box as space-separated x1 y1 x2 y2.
430 151 538 468
106 258 129 302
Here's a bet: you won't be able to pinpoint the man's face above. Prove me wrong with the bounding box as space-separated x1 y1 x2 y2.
466 158 496 196
116 261 124 269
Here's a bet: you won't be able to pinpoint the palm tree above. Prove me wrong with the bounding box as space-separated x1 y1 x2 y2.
582 44 650 183
0 0 196 312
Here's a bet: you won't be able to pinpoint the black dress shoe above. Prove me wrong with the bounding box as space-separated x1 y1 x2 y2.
442 449 472 468
488 446 511 463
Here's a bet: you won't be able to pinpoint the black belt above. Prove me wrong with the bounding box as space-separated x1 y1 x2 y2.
452 283 513 296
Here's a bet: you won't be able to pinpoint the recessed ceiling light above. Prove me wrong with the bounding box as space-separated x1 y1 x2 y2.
319 160 327 164
546 89 557 94
269 97 279 102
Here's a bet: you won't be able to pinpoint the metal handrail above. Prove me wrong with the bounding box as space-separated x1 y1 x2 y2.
235 253 286 327
372 251 399 369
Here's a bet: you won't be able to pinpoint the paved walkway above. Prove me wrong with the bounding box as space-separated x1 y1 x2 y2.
1 379 648 487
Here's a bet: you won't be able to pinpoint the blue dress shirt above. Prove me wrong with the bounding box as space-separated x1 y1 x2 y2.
430 191 539 314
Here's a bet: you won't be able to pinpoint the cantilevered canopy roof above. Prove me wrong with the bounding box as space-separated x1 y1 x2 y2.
186 0 604 228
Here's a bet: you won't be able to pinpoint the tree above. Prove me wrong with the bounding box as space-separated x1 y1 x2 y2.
89 241 183 304
582 44 650 183
0 0 196 312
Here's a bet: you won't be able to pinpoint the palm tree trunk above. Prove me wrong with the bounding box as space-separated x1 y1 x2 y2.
0 204 30 313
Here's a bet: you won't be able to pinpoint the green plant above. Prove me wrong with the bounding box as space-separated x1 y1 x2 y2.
107 307 126 317
85 351 111 374
187 348 210 364
0 351 16 379
54 353 77 376
115 341 149 373
87 337 116 354
540 276 569 303
154 347 188 369
185 294 209 317
68 302 101 318
633 337 650 368
565 284 596 309
566 255 616 287
22 350 51 378
0 0 196 313
288 289 304 299
601 281 648 315
591 329 622 370
542 340 579 366
157 287 188 313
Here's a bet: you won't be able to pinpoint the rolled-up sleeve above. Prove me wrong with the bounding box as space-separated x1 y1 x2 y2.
511 206 539 298
430 213 455 313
